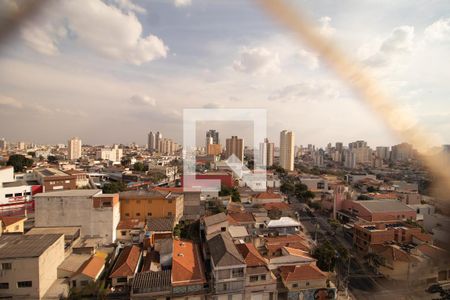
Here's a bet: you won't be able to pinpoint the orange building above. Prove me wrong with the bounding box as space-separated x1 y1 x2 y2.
207 143 221 156
119 189 183 222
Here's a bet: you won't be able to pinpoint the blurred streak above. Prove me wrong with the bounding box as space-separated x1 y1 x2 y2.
0 0 48 45
257 0 450 208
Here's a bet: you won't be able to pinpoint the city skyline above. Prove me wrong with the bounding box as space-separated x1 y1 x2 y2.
0 1 449 146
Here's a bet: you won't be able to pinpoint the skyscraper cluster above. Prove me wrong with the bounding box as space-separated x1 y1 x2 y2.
147 131 179 155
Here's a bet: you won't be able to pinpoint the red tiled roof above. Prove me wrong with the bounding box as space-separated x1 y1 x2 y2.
263 202 290 210
0 216 26 227
172 239 206 286
368 193 398 200
78 256 105 279
153 186 184 193
227 212 255 225
116 219 145 230
265 234 310 253
280 264 327 282
110 245 141 278
236 243 266 267
416 244 449 261
255 192 282 200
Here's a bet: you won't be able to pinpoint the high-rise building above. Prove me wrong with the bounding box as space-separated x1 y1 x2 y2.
391 143 414 162
68 137 82 160
96 144 123 162
225 136 244 162
148 131 156 151
207 144 222 156
17 141 26 150
0 138 6 150
259 138 274 167
344 149 356 169
206 129 219 148
376 146 390 161
335 142 343 152
155 131 162 153
348 140 372 164
280 130 295 171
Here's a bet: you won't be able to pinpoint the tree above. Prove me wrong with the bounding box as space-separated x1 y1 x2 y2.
328 218 340 232
121 157 131 167
313 241 337 272
47 155 58 164
133 162 147 172
102 181 127 193
219 185 241 202
364 252 385 269
268 208 282 220
7 154 33 172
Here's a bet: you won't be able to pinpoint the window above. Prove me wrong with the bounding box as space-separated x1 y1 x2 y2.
168 199 173 204
14 193 22 197
250 275 258 282
260 274 266 281
17 281 32 288
1 263 12 270
103 201 112 207
72 280 76 288
221 227 226 232
0 283 9 289
292 283 298 288
80 280 89 286
232 268 244 278
121 231 127 236
136 213 141 217
167 212 172 217
5 194 13 198
125 213 130 217
117 277 127 283
306 282 310 286
147 212 152 216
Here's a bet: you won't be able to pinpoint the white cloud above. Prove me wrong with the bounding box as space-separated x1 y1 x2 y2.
297 49 319 70
363 26 415 66
425 18 450 42
268 80 341 102
129 94 156 106
174 0 192 7
0 95 23 109
20 0 167 65
318 16 336 37
233 47 280 75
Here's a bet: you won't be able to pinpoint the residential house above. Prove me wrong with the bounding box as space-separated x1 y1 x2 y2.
146 217 174 247
208 232 246 299
69 256 105 290
116 219 146 244
266 217 301 235
228 212 255 232
109 245 142 287
235 243 277 300
279 264 336 300
203 212 229 239
252 192 283 205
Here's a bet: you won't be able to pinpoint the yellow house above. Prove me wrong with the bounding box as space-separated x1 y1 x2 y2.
0 216 26 234
119 189 183 222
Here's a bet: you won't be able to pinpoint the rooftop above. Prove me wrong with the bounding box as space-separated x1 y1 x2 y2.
120 189 179 200
26 226 81 241
236 243 266 267
0 216 26 227
110 245 141 278
203 212 228 227
34 189 101 198
132 270 171 294
207 232 245 267
172 239 206 286
358 200 415 213
267 217 301 228
0 234 63 259
147 217 174 232
280 264 327 282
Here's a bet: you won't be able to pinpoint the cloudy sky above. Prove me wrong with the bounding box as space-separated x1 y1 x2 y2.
0 0 449 149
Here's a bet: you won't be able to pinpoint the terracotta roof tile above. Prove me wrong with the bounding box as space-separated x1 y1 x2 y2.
109 245 141 278
236 243 266 267
227 212 255 225
172 239 206 286
78 256 105 279
0 216 26 227
255 192 282 200
280 264 327 282
263 202 290 210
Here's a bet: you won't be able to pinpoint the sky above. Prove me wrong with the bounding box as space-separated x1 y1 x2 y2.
0 0 449 149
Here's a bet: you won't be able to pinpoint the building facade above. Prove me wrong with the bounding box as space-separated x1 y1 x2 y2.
280 130 295 171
